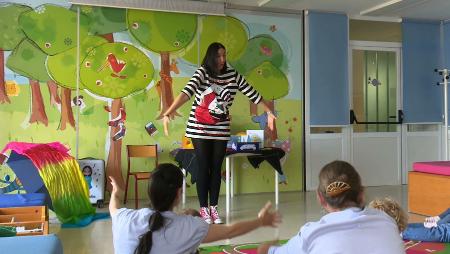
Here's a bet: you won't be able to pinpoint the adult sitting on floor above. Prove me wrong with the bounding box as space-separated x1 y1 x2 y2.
258 160 405 254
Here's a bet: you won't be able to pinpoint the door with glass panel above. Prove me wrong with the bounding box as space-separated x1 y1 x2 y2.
350 43 401 186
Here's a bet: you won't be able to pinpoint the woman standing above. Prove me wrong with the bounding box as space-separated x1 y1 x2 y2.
163 42 276 224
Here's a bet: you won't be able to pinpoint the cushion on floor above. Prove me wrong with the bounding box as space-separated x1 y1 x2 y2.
412 161 450 176
0 234 63 254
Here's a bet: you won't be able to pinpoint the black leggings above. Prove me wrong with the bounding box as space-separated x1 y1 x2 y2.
191 138 228 207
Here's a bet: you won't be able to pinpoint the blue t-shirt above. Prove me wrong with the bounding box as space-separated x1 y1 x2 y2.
112 208 209 254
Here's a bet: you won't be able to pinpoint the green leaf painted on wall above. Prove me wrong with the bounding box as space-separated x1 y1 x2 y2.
6 39 50 82
127 9 197 53
230 35 283 75
19 4 90 55
47 35 108 89
183 16 248 64
80 42 154 98
77 6 127 35
246 61 289 100
0 3 32 50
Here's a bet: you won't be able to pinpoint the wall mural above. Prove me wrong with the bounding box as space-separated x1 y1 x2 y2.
0 0 303 197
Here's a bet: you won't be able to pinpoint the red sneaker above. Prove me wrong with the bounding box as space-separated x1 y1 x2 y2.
210 205 223 224
199 207 211 224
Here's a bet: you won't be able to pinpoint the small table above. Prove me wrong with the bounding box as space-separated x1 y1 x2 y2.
225 152 281 219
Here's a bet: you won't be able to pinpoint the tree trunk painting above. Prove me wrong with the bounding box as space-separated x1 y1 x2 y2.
0 49 10 104
59 87 75 130
29 79 48 126
106 98 125 191
47 80 61 107
157 52 179 119
264 100 277 142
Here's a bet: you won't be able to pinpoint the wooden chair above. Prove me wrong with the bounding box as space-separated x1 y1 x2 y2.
124 145 158 209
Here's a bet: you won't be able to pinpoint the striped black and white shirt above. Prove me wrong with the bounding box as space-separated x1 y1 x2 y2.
181 66 262 140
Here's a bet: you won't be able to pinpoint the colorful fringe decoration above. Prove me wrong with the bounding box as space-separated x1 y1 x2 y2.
1 142 97 226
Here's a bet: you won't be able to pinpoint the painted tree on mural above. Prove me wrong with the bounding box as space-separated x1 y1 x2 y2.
47 35 108 130
0 4 32 104
18 4 90 128
127 10 197 119
80 42 154 189
246 61 289 140
232 35 289 140
78 6 127 36
78 6 133 190
6 39 51 126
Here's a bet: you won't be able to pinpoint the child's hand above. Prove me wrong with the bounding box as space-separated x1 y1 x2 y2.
267 112 277 131
109 176 122 196
258 201 282 227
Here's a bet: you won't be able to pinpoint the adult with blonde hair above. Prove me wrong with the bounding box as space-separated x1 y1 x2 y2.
258 160 405 254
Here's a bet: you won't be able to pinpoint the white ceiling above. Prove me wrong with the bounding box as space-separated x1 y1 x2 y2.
210 0 450 21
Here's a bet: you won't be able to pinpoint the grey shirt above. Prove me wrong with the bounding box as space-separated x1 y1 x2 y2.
112 208 209 254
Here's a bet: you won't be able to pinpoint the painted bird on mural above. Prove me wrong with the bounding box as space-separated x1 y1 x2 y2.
97 53 127 79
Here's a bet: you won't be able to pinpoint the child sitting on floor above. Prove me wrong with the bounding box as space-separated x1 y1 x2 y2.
110 163 282 254
368 197 408 233
402 208 450 242
370 198 450 243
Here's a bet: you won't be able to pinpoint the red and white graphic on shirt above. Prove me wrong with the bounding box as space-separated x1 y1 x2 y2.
195 84 230 125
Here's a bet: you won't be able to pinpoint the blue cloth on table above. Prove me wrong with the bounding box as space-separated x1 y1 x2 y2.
0 193 46 208
0 234 63 254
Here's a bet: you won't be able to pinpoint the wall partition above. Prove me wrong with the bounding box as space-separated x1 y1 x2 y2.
0 0 304 197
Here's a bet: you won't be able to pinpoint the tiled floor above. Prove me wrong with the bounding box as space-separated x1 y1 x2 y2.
53 185 424 254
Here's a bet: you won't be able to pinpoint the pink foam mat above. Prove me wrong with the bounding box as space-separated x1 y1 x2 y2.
413 161 450 176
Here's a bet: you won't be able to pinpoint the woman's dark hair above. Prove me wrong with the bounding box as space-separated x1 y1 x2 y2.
134 163 183 254
201 42 226 77
318 160 364 209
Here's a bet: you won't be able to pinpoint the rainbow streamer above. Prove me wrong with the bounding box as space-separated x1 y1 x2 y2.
1 142 96 225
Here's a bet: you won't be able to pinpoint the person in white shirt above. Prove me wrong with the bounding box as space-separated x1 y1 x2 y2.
257 160 405 254
110 163 281 254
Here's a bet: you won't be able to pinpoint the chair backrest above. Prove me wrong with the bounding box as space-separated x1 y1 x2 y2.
126 145 158 173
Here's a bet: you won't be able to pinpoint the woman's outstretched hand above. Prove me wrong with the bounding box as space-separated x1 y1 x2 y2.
258 201 282 227
163 115 170 136
267 112 277 131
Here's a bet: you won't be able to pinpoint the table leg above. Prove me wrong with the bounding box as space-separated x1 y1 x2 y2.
226 157 230 219
275 172 279 209
230 157 234 198
182 168 186 209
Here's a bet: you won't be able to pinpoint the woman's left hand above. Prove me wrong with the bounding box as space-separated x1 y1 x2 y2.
267 112 277 131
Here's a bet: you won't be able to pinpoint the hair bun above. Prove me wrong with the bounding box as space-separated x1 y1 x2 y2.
326 181 351 197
